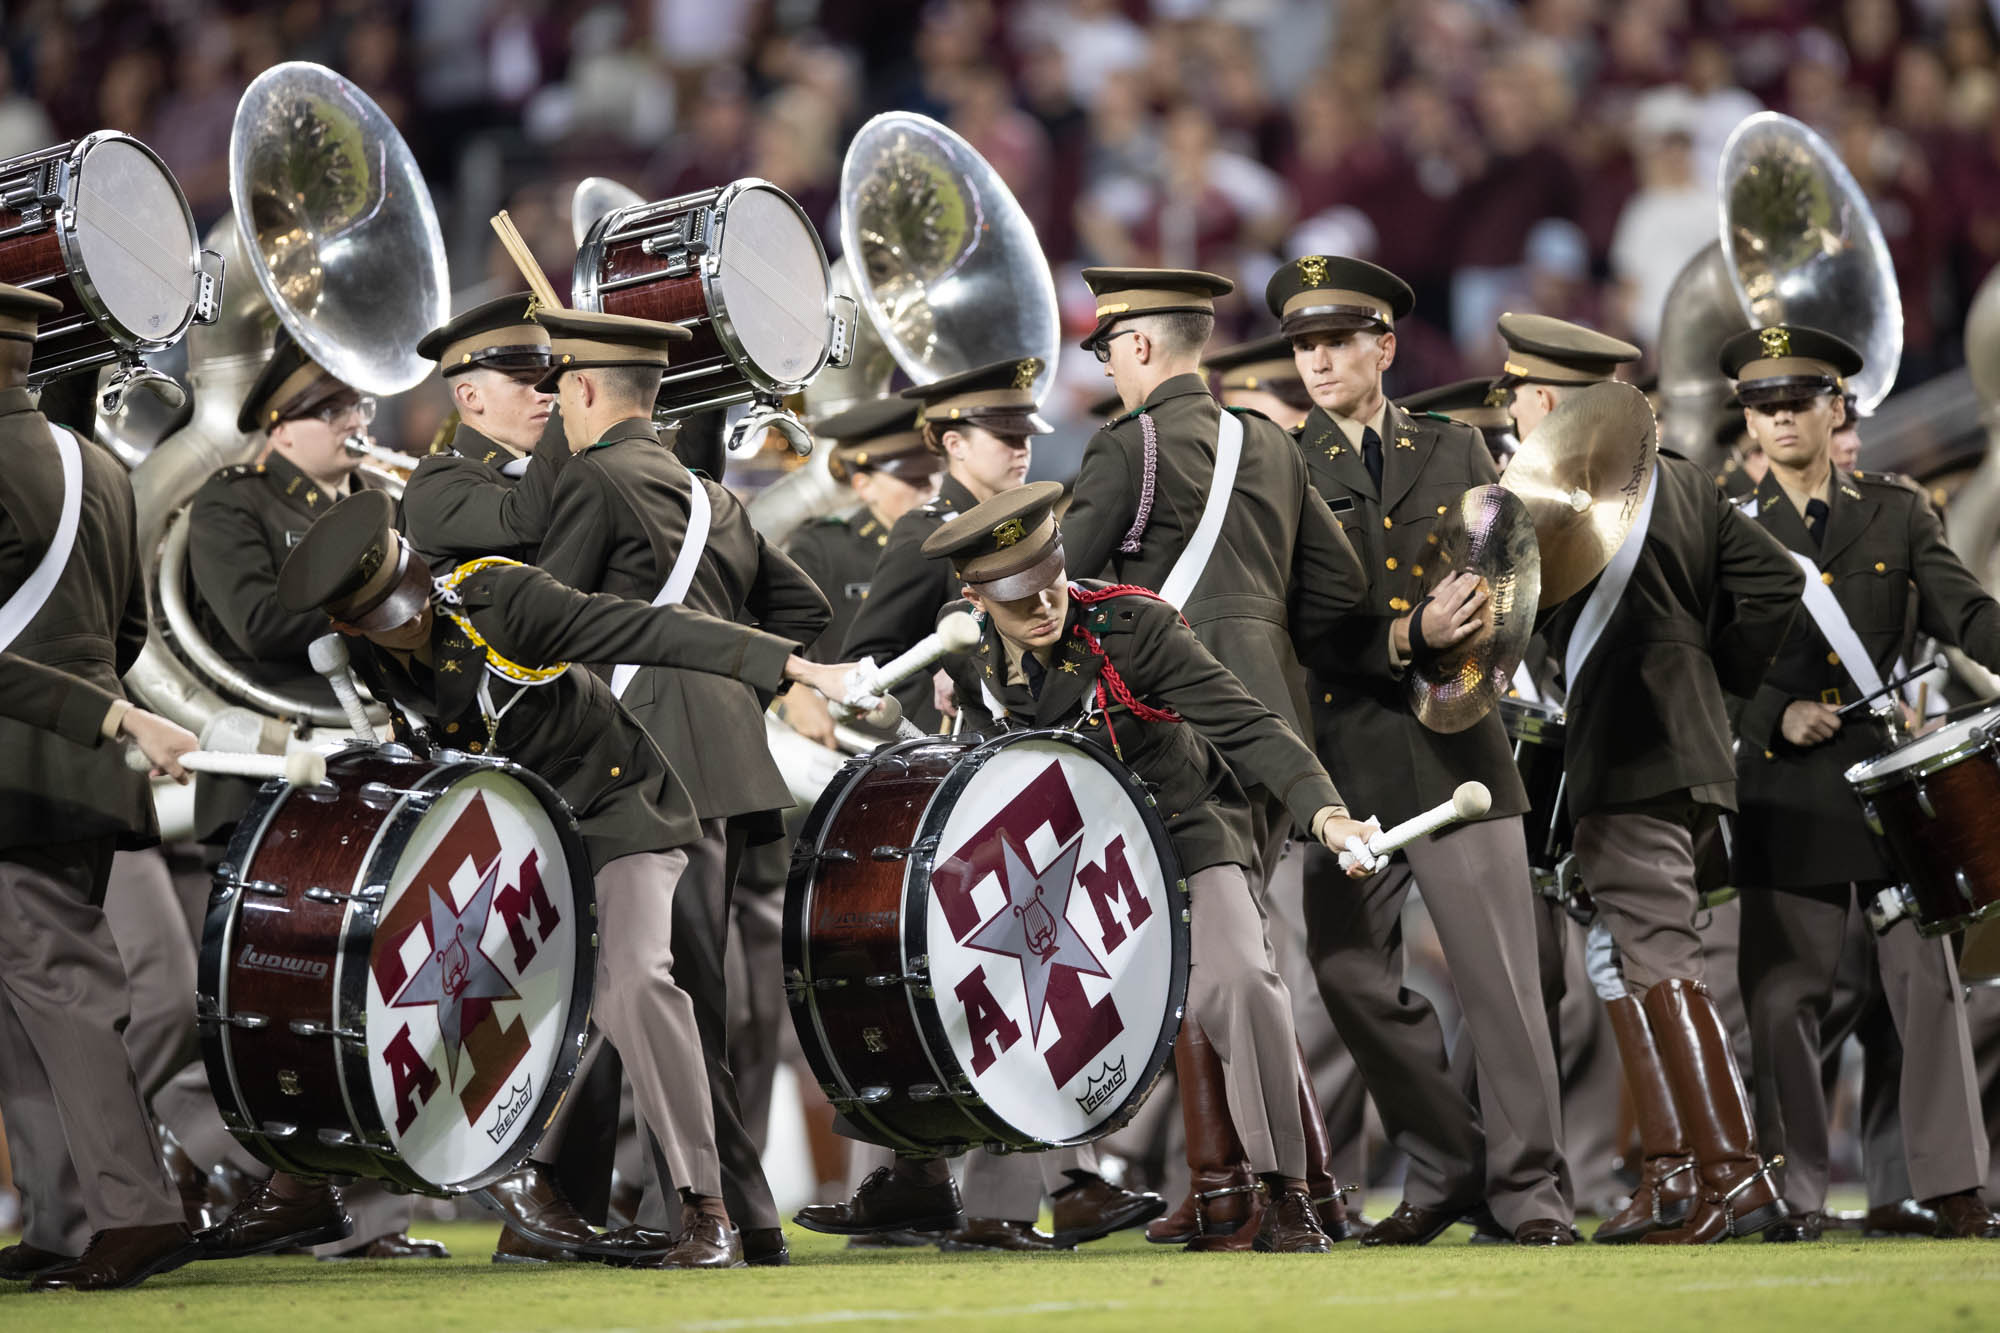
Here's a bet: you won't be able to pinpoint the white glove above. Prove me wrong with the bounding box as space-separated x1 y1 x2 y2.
1584 920 1626 1002
1337 821 1385 874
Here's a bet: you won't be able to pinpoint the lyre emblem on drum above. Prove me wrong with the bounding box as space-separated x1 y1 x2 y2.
964 831 1108 1045
1016 890 1060 962
388 856 520 1084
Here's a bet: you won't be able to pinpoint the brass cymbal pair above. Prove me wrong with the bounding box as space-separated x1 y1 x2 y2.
1407 381 1657 733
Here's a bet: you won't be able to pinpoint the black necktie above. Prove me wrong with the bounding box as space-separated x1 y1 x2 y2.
1361 426 1383 491
1023 651 1047 698
1805 497 1829 550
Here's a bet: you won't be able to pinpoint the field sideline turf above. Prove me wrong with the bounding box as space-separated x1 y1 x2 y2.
6 1207 2000 1333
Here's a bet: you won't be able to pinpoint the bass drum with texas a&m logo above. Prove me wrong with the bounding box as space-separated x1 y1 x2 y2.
198 747 594 1194
785 729 1188 1152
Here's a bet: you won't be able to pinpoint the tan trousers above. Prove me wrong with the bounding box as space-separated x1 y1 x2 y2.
0 844 180 1235
590 848 720 1198
1571 809 1706 993
960 1146 1099 1220
1740 882 1989 1207
1302 815 1568 1227
1188 862 1306 1179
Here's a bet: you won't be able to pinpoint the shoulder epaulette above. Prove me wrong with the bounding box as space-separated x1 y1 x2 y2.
1420 410 1454 423
1850 469 1920 494
814 511 849 528
1222 403 1272 422
219 462 265 481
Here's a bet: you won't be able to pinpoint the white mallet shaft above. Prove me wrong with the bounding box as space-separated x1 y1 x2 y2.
128 748 327 786
309 633 377 740
855 611 982 699
1341 781 1491 870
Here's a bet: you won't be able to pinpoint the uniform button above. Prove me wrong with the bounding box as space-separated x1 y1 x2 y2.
1385 557 1398 571
1827 651 1841 666
1427 533 1439 545
1764 749 1775 760
1821 571 1834 585
444 722 459 734
1382 516 1393 530
1875 562 1886 573
1412 565 1424 577
469 741 484 753
1389 597 1409 611
610 766 621 777
1437 505 1448 515
1323 692 1333 703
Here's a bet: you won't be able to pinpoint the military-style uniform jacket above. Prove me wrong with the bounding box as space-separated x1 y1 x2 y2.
188 450 382 698
1060 373 1369 745
400 417 568 571
1730 467 2000 887
0 387 155 856
1538 451 1801 820
784 505 890 661
537 417 829 830
1294 399 1529 827
840 471 980 732
947 583 1342 875
0 652 118 745
354 561 796 870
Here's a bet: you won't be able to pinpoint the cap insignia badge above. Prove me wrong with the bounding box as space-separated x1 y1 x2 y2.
993 518 1027 547
1014 358 1042 391
1759 326 1791 358
523 294 542 320
1298 255 1328 288
358 542 384 581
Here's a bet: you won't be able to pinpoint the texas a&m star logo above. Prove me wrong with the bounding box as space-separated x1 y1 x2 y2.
926 742 1174 1140
365 775 581 1186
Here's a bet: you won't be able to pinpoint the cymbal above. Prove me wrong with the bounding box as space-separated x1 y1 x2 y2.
1408 484 1542 734
1500 380 1658 606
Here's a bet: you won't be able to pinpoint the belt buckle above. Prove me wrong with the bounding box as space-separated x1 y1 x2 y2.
1820 687 1842 706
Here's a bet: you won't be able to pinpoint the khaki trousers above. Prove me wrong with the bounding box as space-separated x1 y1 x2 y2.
1570 809 1707 994
0 843 180 1236
960 1146 1100 1220
1740 882 1989 1208
1302 815 1568 1227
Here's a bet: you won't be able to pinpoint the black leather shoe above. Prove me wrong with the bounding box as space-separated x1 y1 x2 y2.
160 1127 216 1232
0 1243 75 1281
1864 1199 1939 1238
31 1224 195 1292
318 1232 451 1261
795 1165 965 1236
1049 1176 1166 1248
195 1178 352 1259
491 1226 579 1264
1763 1212 1824 1243
938 1218 1062 1252
1361 1201 1461 1247
630 1206 744 1269
576 1225 675 1267
743 1227 790 1266
1253 1188 1333 1254
477 1162 601 1251
1928 1191 2000 1238
1514 1218 1577 1246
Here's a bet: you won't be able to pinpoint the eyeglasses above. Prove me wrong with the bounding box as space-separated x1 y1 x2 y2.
312 395 378 427
1091 329 1141 364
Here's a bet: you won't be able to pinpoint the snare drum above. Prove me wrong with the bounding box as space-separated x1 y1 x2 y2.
573 179 844 421
1501 697 1571 874
786 730 1188 1154
1846 704 2000 936
0 133 219 386
199 747 594 1194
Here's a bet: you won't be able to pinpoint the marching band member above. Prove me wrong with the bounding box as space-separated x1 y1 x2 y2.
1722 324 2000 1240
1059 267 1370 1242
268 488 853 1268
792 483 1377 1255
529 309 830 1268
0 284 193 1292
1271 255 1573 1246
403 293 568 569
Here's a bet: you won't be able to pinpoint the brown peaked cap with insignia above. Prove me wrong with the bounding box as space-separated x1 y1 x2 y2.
922 479 1067 600
1492 312 1641 392
0 281 61 343
1079 267 1234 351
1719 324 1862 406
816 396 940 483
277 489 432 632
534 308 691 392
1203 333 1303 393
1265 254 1413 337
901 356 1053 446
417 292 552 378
238 327 354 436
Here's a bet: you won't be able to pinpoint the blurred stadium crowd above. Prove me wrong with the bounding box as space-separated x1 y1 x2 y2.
3 0 1998 428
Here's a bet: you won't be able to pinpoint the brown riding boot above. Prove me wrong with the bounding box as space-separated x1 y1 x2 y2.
1145 1023 1257 1245
1593 993 1696 1243
1642 978 1788 1244
1295 1040 1351 1241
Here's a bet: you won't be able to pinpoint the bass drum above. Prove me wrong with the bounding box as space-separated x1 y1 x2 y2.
786 730 1188 1154
200 747 595 1194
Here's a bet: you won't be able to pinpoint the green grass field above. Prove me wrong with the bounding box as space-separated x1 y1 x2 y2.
7 1202 2000 1333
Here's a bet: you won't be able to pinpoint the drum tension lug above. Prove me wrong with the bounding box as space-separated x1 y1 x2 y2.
907 1083 945 1102
1957 869 1977 904
807 848 858 865
210 1012 269 1031
316 1129 359 1147
231 878 286 898
258 1122 300 1140
305 885 384 906
871 845 911 861
289 1019 365 1042
1916 782 1936 819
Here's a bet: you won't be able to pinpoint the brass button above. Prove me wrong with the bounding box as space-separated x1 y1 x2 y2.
1826 651 1841 666
1382 516 1393 530
1875 562 1886 573
1385 557 1398 571
1820 571 1834 585
1323 692 1333 703
1389 597 1409 611
1764 749 1775 760
469 741 484 753
1436 505 1447 515
445 722 459 734
610 766 621 777
1427 533 1440 545
1412 565 1424 577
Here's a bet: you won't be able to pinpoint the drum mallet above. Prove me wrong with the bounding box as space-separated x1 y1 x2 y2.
835 611 982 734
126 746 327 787
1339 781 1492 873
1837 654 1945 719
311 632 379 740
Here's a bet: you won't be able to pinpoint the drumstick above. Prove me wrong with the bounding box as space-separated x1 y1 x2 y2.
1837 655 1944 718
1339 781 1491 872
125 747 327 787
311 634 378 741
490 211 563 311
1916 681 1930 722
832 611 982 726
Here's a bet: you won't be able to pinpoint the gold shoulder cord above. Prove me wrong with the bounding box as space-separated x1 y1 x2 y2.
433 558 573 751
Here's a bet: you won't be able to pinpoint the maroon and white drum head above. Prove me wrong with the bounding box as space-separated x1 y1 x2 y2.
921 732 1186 1143
363 768 587 1189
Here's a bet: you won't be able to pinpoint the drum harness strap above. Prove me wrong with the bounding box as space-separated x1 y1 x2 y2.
0 424 84 655
432 557 571 751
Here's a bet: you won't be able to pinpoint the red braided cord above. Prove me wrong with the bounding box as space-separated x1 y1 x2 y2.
1066 583 1182 724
